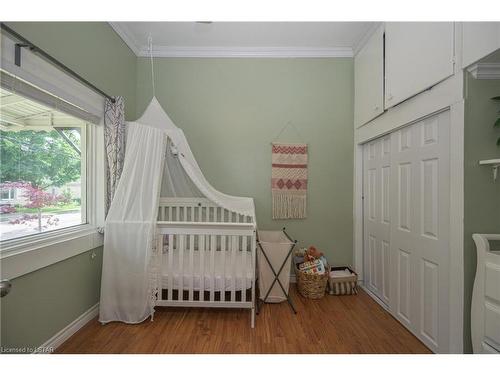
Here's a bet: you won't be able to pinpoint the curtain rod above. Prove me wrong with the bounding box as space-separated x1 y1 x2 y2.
0 22 116 103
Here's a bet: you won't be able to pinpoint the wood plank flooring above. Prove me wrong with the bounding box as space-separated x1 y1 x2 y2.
56 287 431 354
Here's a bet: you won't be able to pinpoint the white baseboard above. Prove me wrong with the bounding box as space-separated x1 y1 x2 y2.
359 284 390 312
36 303 99 353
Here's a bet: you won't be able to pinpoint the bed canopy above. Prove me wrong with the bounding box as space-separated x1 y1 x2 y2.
99 97 255 324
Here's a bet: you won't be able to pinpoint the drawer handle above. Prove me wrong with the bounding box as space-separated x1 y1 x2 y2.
0 279 12 298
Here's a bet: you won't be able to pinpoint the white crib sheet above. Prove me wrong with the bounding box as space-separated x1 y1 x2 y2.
160 249 253 291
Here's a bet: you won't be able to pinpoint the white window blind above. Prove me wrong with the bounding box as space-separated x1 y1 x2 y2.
0 71 100 125
0 31 104 123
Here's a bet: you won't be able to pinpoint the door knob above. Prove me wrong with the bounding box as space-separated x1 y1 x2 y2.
0 279 12 298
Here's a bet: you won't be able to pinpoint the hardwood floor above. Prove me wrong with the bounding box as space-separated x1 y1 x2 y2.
56 286 431 354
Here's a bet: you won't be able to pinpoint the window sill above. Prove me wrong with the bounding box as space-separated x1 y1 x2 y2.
0 224 104 280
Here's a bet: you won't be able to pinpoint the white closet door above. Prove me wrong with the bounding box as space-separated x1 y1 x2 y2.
363 110 450 353
363 135 391 305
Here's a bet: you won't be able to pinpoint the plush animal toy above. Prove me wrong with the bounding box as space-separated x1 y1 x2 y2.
305 246 323 262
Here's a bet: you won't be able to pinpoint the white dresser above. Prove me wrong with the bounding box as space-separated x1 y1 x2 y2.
472 234 500 354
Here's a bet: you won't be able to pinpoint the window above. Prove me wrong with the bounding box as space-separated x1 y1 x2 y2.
0 188 16 201
0 87 88 241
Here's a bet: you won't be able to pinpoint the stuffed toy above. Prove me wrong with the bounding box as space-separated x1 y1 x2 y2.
305 246 323 262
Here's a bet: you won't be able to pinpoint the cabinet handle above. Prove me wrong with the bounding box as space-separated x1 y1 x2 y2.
0 279 12 298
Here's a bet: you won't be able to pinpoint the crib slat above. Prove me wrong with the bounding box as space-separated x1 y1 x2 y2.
189 234 194 301
178 234 185 301
176 206 180 221
198 205 202 222
167 234 174 301
168 206 172 221
231 235 236 302
221 235 226 302
210 235 216 301
242 236 247 302
251 232 256 314
199 234 205 301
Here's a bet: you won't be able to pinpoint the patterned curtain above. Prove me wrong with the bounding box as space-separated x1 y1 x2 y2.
104 96 126 215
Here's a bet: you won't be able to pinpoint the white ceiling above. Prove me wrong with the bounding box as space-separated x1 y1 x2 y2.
109 22 377 58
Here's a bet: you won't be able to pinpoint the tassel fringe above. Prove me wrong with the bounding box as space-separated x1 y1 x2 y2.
272 193 307 219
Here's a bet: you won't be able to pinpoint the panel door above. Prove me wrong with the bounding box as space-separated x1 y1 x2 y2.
363 135 391 305
385 22 455 109
389 111 450 353
355 25 385 128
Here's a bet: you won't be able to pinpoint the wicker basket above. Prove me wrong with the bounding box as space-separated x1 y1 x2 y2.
328 266 358 295
295 263 329 299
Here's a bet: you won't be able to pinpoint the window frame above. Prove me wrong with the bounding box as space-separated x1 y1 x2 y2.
0 119 105 280
0 32 106 280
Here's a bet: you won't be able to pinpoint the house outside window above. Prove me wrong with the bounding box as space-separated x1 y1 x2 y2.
0 87 88 241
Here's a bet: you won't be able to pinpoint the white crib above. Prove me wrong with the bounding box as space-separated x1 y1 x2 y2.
154 197 257 327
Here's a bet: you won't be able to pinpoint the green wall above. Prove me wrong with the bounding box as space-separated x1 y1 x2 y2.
463 73 500 353
4 22 137 120
135 58 354 265
0 23 354 350
1 22 135 351
0 248 103 351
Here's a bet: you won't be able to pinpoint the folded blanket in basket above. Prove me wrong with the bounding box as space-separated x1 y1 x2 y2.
299 259 326 275
330 268 352 278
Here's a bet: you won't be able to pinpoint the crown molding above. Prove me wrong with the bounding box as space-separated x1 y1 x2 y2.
353 22 383 56
109 22 142 56
136 46 353 58
109 22 354 58
467 63 500 79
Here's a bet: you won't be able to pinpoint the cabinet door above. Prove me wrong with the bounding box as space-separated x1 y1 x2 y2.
354 25 384 128
385 22 455 109
462 22 500 68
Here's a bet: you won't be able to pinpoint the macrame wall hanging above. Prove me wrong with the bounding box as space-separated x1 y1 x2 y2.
271 122 308 219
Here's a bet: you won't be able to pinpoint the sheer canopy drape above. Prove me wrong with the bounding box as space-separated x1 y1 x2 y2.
99 123 166 323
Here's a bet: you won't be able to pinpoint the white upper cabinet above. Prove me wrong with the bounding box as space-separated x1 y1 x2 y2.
462 22 500 68
354 25 385 128
384 22 455 109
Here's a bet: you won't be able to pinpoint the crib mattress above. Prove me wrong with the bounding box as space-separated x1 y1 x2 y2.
160 249 253 291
